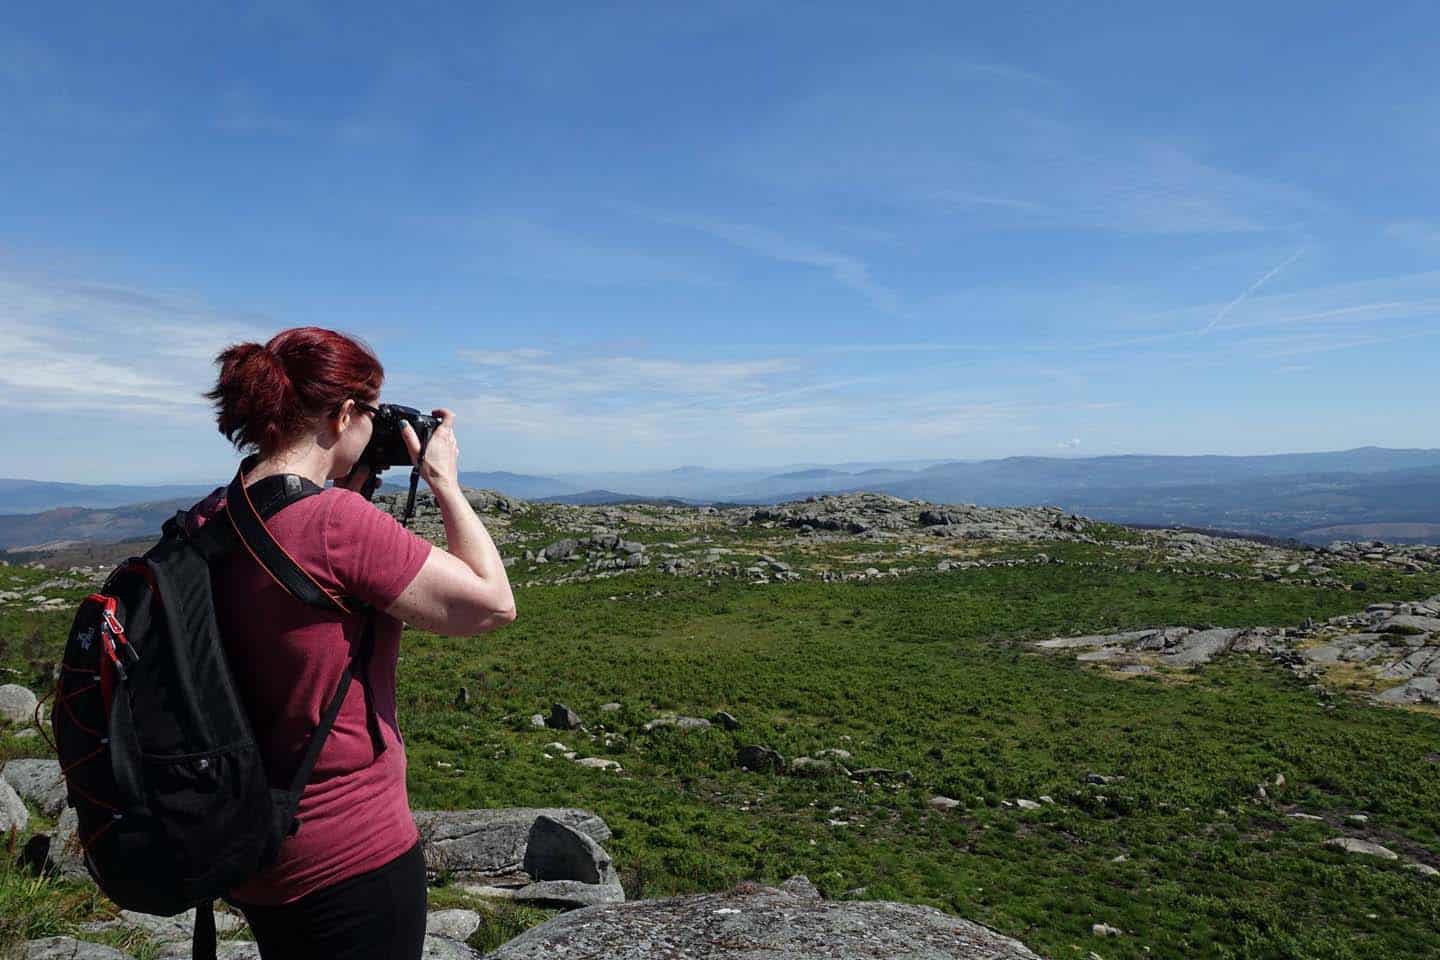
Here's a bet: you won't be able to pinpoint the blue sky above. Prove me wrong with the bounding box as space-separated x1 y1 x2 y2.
2 1 1438 482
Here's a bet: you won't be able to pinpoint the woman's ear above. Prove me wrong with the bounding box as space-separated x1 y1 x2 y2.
334 398 354 433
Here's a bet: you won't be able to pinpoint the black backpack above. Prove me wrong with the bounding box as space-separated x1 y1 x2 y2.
50 461 386 960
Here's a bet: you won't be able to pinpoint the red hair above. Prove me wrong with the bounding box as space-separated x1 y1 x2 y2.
206 327 384 457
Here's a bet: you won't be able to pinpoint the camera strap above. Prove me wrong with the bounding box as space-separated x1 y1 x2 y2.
402 427 435 528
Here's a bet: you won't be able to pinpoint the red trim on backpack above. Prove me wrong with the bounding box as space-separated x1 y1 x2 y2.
228 477 354 615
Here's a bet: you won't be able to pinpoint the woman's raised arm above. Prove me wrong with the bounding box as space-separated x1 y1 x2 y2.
381 410 516 636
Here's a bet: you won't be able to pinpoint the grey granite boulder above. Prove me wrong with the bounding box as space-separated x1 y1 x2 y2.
547 703 581 730
3 758 69 816
738 745 785 772
413 808 611 883
641 715 711 733
154 941 261 959
423 937 485 960
514 815 625 908
24 938 131 959
81 908 243 943
511 877 627 909
1376 677 1440 705
1 777 29 833
47 806 90 881
1381 615 1440 635
482 880 1043 959
1324 837 1399 859
1159 628 1242 667
0 683 38 724
427 908 482 941
523 814 613 885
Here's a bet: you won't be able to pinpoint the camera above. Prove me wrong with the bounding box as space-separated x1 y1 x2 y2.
360 403 440 472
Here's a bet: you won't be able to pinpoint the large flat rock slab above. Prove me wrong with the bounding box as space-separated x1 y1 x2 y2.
413 808 612 882
483 883 1043 959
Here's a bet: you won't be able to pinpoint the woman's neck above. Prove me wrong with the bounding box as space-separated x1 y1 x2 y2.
244 444 334 489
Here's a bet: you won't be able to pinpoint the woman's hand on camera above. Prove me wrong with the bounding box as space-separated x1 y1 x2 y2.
402 408 461 494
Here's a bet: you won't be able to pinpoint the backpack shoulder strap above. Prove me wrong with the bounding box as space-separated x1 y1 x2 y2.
224 461 354 616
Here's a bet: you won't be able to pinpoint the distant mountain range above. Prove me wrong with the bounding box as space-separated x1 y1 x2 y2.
4 447 1440 550
0 479 216 515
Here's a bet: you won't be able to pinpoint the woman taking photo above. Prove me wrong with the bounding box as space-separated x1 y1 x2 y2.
185 326 516 959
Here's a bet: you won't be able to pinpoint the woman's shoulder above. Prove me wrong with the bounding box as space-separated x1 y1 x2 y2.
180 486 228 534
318 486 394 522
316 487 415 543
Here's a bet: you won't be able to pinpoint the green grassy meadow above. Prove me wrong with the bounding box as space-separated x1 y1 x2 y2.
3 552 1440 958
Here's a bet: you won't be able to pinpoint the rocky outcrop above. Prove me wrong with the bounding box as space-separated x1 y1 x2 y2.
413 807 613 885
1037 594 1440 707
482 877 1043 959
751 494 1088 544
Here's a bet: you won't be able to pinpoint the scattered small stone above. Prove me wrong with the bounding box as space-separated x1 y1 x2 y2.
642 715 711 733
738 745 785 773
548 703 582 730
928 795 960 812
1092 923 1123 937
712 710 741 730
1324 837 1398 860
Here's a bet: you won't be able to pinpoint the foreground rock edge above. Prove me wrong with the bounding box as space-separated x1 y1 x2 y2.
482 879 1045 960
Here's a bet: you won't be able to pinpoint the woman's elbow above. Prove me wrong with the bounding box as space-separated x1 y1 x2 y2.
477 603 517 632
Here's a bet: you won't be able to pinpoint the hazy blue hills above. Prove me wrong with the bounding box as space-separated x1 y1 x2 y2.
0 498 195 550
536 490 701 507
0 479 215 515
3 448 1439 549
454 471 581 499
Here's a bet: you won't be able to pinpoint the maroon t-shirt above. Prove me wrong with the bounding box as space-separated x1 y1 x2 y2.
184 484 432 905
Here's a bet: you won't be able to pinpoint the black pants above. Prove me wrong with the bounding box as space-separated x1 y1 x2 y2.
235 841 428 960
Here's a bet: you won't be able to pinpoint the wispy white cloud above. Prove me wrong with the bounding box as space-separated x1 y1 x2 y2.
730 59 1312 235
464 217 724 290
1384 220 1440 253
1236 327 1438 360
662 216 898 311
456 349 794 396
0 266 270 417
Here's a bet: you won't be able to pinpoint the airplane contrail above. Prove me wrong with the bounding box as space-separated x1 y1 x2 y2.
1201 245 1307 334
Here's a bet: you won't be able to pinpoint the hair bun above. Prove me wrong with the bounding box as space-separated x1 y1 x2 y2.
206 327 384 458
